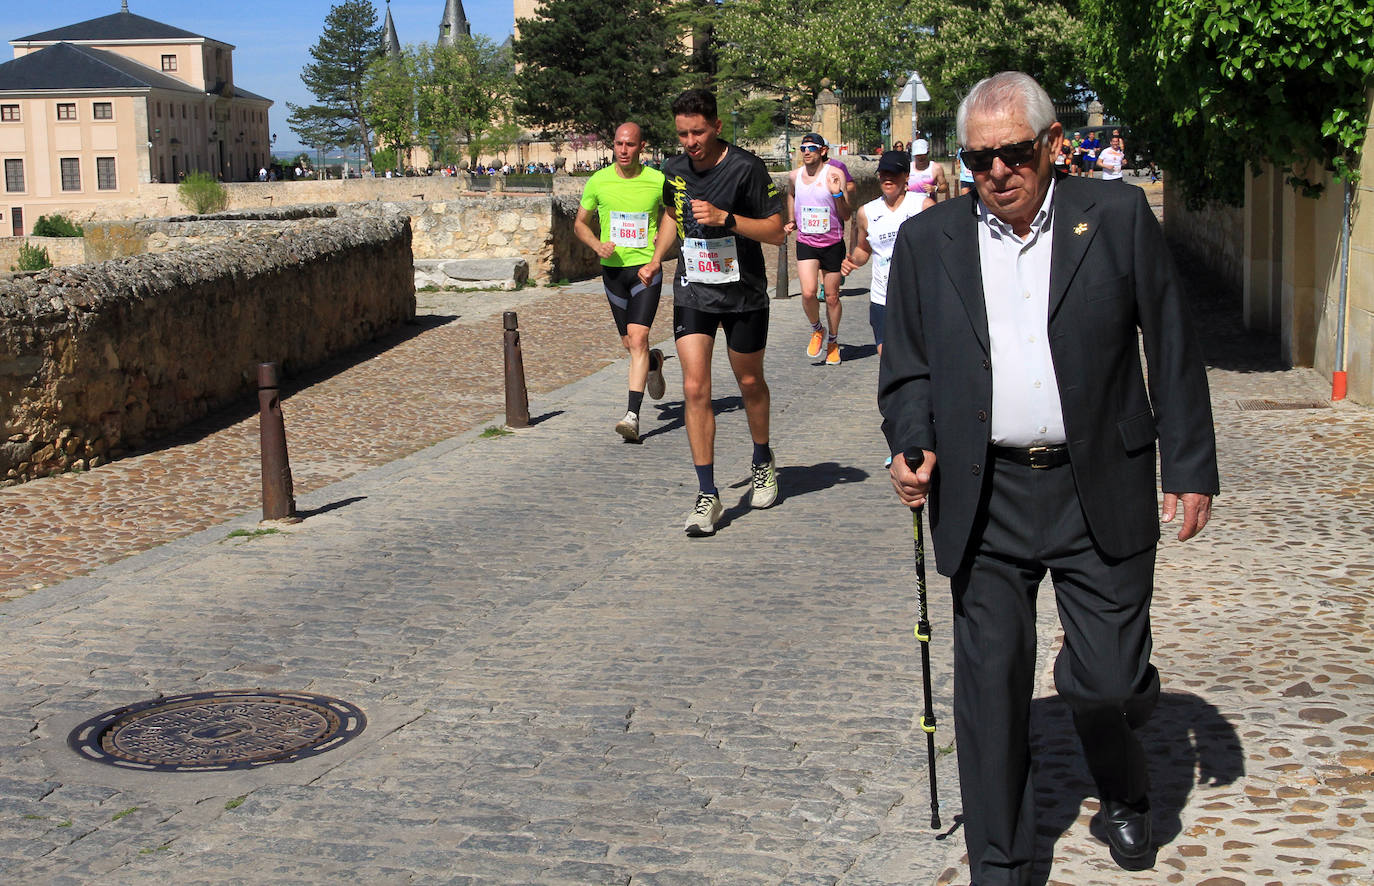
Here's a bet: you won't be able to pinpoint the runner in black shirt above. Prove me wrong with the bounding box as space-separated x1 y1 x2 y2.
662 89 786 536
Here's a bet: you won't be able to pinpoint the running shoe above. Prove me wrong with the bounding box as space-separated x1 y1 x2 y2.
825 341 842 365
807 329 825 358
684 492 723 536
647 348 666 400
750 457 779 509
615 411 640 443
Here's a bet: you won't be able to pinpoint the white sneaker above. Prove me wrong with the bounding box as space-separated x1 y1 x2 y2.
750 457 778 508
615 411 640 443
647 348 666 400
684 492 723 536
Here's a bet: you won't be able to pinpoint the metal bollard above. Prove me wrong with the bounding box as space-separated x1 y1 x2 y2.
774 240 791 299
257 362 297 521
503 311 530 428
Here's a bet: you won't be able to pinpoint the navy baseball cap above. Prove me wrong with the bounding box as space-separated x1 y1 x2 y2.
800 132 826 148
878 151 910 173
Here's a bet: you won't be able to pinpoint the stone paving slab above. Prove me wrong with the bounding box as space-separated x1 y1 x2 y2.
3 227 1373 885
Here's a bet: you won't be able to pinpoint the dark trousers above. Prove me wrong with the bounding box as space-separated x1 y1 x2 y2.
951 456 1159 885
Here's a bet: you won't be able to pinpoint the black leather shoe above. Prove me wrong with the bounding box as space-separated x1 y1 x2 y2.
1098 798 1153 865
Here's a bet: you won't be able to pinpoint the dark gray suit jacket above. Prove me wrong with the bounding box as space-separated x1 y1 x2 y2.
878 175 1219 575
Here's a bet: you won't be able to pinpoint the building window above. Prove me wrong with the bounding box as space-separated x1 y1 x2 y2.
97 157 117 190
162 54 177 71
57 102 77 121
93 102 113 120
4 159 23 193
60 157 81 191
0 105 18 122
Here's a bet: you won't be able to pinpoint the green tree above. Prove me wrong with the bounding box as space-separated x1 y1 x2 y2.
908 0 1090 103
285 105 347 163
414 38 515 168
1083 0 1373 206
372 146 399 173
288 0 383 165
715 0 924 96
713 0 1087 103
513 0 681 145
364 49 418 166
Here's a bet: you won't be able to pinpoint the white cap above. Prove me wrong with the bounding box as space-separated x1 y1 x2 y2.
912 138 930 155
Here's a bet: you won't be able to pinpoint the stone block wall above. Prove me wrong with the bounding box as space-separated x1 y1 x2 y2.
0 216 415 484
0 237 88 273
1162 179 1245 296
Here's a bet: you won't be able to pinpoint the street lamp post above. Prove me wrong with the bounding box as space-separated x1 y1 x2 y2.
732 109 739 144
428 130 439 169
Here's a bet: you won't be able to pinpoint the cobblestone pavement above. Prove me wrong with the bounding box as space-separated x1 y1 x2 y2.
3 233 1373 884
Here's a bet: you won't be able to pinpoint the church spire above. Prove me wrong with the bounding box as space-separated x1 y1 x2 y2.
437 0 470 46
382 0 401 57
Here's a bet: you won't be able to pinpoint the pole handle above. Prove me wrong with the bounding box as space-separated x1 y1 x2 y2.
904 448 925 514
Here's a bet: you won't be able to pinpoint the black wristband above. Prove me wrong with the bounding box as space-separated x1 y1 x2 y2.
723 212 737 229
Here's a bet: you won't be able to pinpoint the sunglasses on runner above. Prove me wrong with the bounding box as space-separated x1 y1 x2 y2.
961 138 1041 173
799 145 821 152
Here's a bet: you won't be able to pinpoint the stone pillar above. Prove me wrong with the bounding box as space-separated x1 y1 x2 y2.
1243 162 1283 333
891 88 912 149
1280 164 1318 367
1346 98 1374 403
815 86 841 151
1087 100 1104 128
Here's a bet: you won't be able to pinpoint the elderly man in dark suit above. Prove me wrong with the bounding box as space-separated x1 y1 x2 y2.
878 72 1219 883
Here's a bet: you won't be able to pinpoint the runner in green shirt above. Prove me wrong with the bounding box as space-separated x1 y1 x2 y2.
575 122 677 443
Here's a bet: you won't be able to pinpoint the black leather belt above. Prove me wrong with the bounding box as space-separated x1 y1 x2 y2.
991 444 1070 469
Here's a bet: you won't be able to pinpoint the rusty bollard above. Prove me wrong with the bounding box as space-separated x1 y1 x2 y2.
503 311 530 428
257 362 298 521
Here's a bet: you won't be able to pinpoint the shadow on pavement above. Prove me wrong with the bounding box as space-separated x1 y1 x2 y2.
724 462 870 503
529 410 565 426
639 396 744 441
1028 690 1244 884
296 496 368 519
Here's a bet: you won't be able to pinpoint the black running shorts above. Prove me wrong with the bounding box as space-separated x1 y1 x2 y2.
672 304 769 354
796 240 845 274
602 265 663 337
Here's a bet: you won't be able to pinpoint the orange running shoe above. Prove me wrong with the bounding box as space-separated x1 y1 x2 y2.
807 329 825 358
825 340 841 365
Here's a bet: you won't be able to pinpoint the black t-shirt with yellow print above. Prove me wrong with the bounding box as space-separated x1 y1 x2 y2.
662 142 783 313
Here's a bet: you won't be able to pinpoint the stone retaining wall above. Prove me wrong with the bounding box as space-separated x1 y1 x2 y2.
0 216 415 484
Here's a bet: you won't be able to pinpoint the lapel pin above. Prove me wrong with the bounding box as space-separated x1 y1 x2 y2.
1073 222 1088 236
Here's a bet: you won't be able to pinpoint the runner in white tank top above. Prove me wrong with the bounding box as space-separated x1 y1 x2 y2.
841 151 934 354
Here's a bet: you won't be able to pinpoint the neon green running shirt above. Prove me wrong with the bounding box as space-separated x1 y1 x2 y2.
579 164 666 267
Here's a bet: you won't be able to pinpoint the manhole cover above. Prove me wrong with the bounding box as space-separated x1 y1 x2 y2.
1236 398 1330 411
68 690 366 772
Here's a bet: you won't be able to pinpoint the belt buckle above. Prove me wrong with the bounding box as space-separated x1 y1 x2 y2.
1026 445 1054 469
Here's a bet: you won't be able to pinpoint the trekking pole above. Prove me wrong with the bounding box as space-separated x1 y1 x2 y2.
904 447 941 829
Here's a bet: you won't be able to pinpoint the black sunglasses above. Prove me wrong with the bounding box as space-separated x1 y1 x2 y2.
962 138 1040 173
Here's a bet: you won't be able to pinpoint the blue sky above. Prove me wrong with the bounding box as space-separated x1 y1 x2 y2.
7 0 517 153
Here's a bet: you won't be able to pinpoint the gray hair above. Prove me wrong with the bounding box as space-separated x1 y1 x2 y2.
956 72 1057 147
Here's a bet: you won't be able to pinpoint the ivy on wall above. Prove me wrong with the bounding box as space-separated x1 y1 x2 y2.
1084 0 1374 207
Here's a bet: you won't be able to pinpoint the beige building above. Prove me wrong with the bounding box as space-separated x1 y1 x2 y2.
0 5 272 235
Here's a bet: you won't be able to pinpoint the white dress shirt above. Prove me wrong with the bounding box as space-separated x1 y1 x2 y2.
977 179 1066 447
